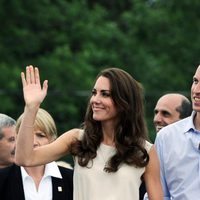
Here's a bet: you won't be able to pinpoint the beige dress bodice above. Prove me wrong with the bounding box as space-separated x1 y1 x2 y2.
74 137 152 200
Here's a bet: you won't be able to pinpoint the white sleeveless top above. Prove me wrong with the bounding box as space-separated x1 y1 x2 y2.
74 133 152 200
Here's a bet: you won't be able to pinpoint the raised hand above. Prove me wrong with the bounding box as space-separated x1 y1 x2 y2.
21 65 48 108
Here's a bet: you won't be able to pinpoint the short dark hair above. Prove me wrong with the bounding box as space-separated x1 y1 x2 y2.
176 99 192 119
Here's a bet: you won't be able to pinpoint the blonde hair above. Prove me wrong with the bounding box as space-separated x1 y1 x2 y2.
16 108 57 140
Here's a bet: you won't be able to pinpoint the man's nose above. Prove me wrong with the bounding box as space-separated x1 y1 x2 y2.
154 113 162 123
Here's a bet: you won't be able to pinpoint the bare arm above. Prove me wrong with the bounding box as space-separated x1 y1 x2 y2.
143 145 163 200
15 66 78 166
16 127 79 166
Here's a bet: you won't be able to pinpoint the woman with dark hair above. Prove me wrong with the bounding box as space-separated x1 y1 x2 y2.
15 65 163 200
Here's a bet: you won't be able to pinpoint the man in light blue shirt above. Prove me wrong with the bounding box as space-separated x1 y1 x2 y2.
145 65 200 199
140 93 192 199
155 112 200 199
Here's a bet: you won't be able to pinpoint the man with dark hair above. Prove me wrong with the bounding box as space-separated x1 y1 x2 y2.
0 114 16 168
153 93 192 132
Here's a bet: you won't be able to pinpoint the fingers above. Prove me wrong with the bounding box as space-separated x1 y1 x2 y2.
22 65 48 94
23 65 40 85
35 67 40 84
30 66 35 84
42 80 48 93
21 72 26 87
26 66 31 84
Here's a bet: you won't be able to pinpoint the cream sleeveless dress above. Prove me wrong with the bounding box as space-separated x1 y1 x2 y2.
74 132 152 200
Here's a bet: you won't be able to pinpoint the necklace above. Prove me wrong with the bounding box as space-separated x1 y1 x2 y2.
98 143 115 170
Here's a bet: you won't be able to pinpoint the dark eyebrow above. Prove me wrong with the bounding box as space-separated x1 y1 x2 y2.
193 76 198 80
93 88 110 92
162 110 171 115
154 109 158 113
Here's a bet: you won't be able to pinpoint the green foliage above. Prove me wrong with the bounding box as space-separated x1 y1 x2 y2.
0 0 199 142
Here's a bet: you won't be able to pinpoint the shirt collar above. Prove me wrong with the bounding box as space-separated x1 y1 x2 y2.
21 161 62 182
183 111 197 134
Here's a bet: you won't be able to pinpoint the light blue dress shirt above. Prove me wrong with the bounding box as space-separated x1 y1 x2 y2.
152 112 200 200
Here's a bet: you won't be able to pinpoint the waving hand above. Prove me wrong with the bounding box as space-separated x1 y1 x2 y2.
21 65 48 108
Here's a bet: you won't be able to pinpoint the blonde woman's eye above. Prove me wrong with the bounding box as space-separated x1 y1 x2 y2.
36 133 46 138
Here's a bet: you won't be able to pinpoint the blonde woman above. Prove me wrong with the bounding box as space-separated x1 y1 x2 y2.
0 108 73 200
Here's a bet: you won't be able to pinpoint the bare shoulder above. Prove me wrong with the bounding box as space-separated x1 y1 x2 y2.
146 145 160 171
144 145 161 188
144 144 163 199
148 144 156 155
144 140 153 153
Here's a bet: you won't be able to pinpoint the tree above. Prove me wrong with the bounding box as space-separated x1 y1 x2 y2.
0 0 200 142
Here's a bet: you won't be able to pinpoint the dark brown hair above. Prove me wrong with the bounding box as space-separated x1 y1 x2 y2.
70 68 149 172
